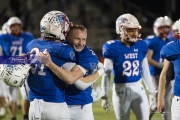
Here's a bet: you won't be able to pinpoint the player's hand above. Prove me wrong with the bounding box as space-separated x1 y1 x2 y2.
149 90 158 112
97 62 104 76
101 96 112 113
38 49 52 66
157 98 165 114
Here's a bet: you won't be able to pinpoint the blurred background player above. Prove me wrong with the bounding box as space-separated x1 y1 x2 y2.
164 16 173 39
168 20 180 41
101 13 155 120
0 16 34 120
158 19 180 120
0 22 8 117
144 16 172 120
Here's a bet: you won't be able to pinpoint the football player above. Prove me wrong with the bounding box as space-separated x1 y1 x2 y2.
144 16 173 120
65 25 100 120
0 16 34 120
0 22 8 117
38 24 104 120
101 13 155 120
158 19 180 120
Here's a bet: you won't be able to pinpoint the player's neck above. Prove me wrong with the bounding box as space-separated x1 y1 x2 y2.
120 39 134 47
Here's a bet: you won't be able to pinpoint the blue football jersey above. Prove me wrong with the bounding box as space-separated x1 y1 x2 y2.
102 39 147 83
144 35 172 75
0 32 34 56
26 39 76 103
160 40 180 96
65 46 98 105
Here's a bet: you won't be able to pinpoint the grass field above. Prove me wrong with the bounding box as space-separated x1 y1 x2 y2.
0 76 163 120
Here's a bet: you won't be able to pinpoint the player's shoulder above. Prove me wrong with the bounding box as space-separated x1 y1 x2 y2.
136 40 147 46
160 40 180 59
56 42 75 56
0 33 11 38
22 31 34 38
27 38 41 46
78 46 97 58
143 35 157 41
103 39 119 49
81 46 94 53
0 34 13 42
162 40 176 50
104 39 118 45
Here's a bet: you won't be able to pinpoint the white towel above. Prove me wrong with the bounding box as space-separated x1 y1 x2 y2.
33 99 43 120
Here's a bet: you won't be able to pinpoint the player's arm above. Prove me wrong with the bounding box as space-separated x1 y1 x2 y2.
141 57 155 93
158 59 173 113
39 51 87 85
101 58 113 112
73 62 104 90
146 49 163 68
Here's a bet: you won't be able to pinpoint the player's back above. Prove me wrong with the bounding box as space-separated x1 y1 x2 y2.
160 40 180 96
27 39 76 103
65 45 98 105
102 39 147 83
0 32 34 56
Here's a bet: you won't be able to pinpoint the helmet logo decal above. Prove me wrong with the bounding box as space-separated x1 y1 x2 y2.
14 80 18 84
69 51 75 60
56 15 68 31
118 17 128 23
40 25 46 31
90 62 97 69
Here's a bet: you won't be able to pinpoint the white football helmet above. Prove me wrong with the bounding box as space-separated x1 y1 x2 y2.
0 64 30 87
40 10 71 40
164 16 173 26
153 17 171 37
6 16 22 34
116 13 141 42
2 22 8 34
172 20 180 31
173 20 180 39
177 19 180 33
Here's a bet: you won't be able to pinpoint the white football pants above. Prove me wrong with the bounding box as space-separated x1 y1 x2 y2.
29 99 70 120
171 96 180 120
112 80 149 120
68 103 94 120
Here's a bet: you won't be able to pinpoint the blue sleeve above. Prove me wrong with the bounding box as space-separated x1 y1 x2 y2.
138 40 148 55
76 47 98 74
160 42 180 61
102 42 113 59
144 38 154 50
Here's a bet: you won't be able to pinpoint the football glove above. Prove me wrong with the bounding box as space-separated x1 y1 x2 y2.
101 96 112 113
149 90 158 112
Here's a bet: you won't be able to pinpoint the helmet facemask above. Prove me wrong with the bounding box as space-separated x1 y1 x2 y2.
119 26 141 42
